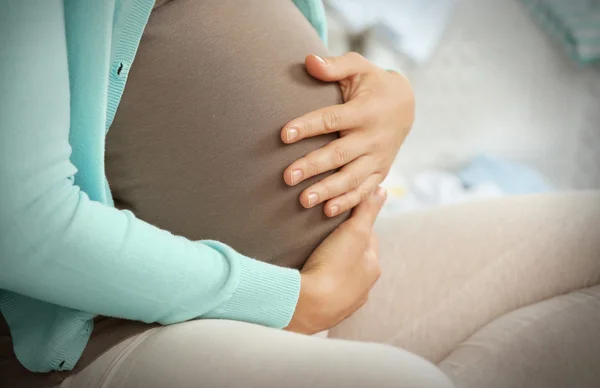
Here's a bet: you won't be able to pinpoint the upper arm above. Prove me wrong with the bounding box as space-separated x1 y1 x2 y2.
0 0 76 227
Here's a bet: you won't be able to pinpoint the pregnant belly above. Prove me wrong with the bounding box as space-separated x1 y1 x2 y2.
106 0 348 269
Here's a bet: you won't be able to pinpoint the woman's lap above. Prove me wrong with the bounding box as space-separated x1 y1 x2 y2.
59 320 452 388
329 191 600 363
55 191 600 387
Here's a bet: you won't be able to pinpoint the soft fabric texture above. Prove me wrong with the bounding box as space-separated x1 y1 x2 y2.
440 285 600 388
58 320 453 388
0 0 327 373
4 192 598 387
521 0 600 65
106 0 347 270
328 192 600 369
2 0 343 383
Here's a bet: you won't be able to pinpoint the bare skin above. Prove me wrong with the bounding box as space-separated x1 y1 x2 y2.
283 52 413 333
286 186 387 334
282 53 415 217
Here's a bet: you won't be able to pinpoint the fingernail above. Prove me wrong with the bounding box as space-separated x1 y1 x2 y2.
375 187 387 200
308 193 318 207
286 127 298 143
290 169 303 185
314 55 327 65
330 205 339 217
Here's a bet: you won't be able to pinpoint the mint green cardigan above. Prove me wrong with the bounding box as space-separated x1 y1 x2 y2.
0 0 327 373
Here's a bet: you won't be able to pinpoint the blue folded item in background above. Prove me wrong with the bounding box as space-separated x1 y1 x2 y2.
521 0 600 65
458 155 553 195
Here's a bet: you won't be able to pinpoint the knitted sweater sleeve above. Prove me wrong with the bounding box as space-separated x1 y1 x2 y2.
0 0 300 328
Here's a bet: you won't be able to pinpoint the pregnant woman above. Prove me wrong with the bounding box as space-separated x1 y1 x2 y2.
1 1 446 387
4 1 600 388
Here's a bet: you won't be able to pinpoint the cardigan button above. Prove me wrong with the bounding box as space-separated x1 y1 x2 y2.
114 61 131 78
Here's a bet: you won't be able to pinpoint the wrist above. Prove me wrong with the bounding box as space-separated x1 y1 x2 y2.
285 272 325 334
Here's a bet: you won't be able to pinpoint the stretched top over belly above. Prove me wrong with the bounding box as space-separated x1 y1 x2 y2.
106 0 348 269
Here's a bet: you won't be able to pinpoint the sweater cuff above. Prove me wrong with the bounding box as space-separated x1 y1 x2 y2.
219 257 301 329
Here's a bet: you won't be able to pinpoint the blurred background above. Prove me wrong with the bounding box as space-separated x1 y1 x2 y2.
324 0 600 214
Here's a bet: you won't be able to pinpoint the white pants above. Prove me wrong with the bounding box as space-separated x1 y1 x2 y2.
56 191 600 388
58 320 451 388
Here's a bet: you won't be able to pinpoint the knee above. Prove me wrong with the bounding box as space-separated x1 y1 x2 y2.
356 343 455 388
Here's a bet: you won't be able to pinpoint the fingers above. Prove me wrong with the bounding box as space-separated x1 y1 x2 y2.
350 235 381 316
296 158 377 210
281 99 365 143
364 233 380 277
284 136 366 187
364 234 379 264
323 173 382 217
349 186 387 230
305 52 372 82
364 233 381 291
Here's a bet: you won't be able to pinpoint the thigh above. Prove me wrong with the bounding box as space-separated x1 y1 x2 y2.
58 320 453 388
328 191 600 363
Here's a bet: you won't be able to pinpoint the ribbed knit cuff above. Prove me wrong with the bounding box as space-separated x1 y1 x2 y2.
218 257 301 329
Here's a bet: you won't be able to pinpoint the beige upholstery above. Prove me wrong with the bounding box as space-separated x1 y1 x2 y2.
440 285 600 387
328 191 600 387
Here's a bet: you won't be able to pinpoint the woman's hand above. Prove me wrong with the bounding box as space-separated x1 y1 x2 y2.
281 53 414 217
285 187 387 335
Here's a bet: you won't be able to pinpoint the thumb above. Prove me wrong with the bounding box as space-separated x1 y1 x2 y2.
305 52 370 82
350 187 387 229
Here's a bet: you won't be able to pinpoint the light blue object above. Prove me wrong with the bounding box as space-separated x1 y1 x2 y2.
521 0 600 65
458 155 553 195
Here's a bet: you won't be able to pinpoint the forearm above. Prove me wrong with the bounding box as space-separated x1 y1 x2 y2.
0 1 300 329
1 180 300 326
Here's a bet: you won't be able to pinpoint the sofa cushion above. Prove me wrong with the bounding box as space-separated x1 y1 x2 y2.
440 285 600 388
